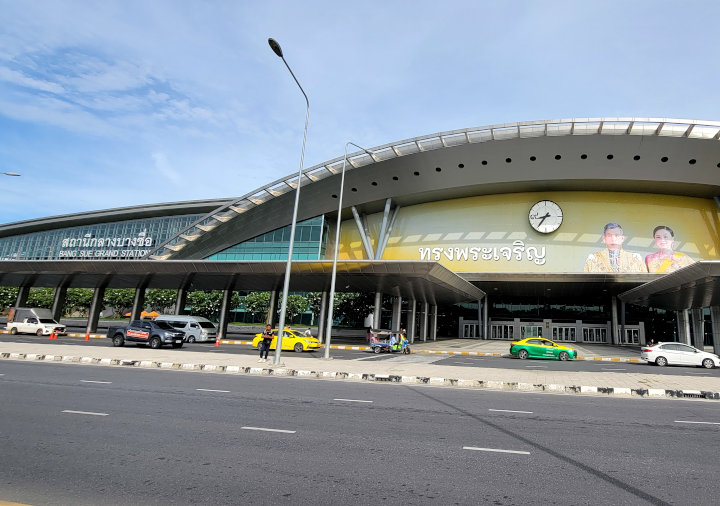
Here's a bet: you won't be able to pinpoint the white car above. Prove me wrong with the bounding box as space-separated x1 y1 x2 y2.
640 342 720 369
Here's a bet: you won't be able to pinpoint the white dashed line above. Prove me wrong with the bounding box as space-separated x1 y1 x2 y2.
601 368 626 371
463 446 530 455
197 388 231 393
62 410 108 417
489 409 533 414
81 380 112 384
334 398 373 403
241 426 296 434
675 420 720 426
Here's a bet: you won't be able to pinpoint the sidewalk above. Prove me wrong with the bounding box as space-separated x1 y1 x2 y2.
1 338 719 401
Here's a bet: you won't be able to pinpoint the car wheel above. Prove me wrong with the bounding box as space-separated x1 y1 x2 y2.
373 346 381 354
558 351 569 361
172 342 183 349
702 358 715 369
517 349 529 360
36 329 44 336
10 327 18 335
655 356 668 367
294 343 303 353
188 336 196 343
149 337 162 349
112 334 125 347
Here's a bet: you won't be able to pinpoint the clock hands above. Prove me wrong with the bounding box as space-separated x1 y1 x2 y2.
536 212 551 226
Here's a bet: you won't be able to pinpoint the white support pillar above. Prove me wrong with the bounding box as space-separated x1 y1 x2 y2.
317 291 328 344
373 292 382 329
408 299 417 344
690 308 705 349
610 296 618 345
420 302 428 342
431 304 438 341
710 306 720 355
483 296 489 340
677 310 691 345
392 296 402 332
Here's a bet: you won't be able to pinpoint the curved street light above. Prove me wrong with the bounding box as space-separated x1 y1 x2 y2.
324 142 374 358
268 37 310 365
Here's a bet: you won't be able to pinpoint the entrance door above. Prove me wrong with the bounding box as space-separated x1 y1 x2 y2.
521 325 542 339
491 324 514 340
462 324 477 338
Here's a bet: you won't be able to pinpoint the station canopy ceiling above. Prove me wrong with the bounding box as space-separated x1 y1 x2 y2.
0 260 485 306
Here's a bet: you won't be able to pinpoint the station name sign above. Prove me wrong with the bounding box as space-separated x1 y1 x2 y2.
58 232 155 259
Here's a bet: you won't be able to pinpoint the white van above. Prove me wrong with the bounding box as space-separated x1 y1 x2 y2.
154 315 217 343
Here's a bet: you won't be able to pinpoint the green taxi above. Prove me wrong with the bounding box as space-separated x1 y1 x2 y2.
510 337 578 361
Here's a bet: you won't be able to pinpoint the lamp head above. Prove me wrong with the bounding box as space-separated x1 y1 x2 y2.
268 38 283 58
2 172 20 176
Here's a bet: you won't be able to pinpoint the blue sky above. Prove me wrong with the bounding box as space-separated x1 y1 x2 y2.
1 0 719 224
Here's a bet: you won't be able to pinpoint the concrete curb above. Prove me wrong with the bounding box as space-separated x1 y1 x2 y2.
1 351 717 401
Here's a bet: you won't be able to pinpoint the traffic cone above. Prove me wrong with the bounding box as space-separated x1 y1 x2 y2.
214 334 220 347
84 332 90 341
48 330 56 340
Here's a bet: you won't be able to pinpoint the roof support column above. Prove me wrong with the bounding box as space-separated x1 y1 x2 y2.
392 296 402 332
710 306 720 355
408 298 417 344
677 309 691 345
420 302 428 342
15 285 31 307
130 280 149 322
267 289 278 327
483 296 489 340
620 300 626 344
691 308 705 350
373 292 382 329
431 305 438 341
477 300 483 340
317 291 328 344
86 281 108 335
610 296 618 345
217 287 233 342
52 277 72 322
351 207 374 260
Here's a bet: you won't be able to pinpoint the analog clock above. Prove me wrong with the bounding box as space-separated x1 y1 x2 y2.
528 200 563 233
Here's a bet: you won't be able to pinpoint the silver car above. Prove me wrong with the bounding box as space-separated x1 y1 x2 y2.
640 342 720 368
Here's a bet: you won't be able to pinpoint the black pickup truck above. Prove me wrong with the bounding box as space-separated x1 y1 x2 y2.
107 320 185 349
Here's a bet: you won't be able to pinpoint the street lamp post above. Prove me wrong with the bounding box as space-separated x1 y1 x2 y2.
324 142 374 358
268 37 310 365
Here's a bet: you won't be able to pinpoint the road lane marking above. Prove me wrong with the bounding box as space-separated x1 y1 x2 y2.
334 398 373 403
197 388 231 393
688 372 711 375
524 365 547 368
601 368 626 371
489 409 533 414
675 420 720 426
241 426 296 434
463 446 530 455
62 410 108 417
81 380 112 384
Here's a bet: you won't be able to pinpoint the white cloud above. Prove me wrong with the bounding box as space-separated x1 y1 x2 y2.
0 65 64 94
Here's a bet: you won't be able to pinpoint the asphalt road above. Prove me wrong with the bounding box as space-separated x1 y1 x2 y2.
1 361 719 505
4 333 720 378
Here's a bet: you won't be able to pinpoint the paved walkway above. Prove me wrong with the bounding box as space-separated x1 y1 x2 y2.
1 338 719 401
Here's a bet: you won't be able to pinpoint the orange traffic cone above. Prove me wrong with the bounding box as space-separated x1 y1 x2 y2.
214 334 220 347
84 332 90 341
48 330 56 340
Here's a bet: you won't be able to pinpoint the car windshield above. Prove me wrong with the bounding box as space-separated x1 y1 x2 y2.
39 318 56 323
153 322 175 330
199 322 215 329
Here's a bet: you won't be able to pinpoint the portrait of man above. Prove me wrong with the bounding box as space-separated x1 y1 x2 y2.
583 222 647 273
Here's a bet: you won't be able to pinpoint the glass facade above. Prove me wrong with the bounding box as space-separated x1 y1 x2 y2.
205 216 328 261
0 214 203 260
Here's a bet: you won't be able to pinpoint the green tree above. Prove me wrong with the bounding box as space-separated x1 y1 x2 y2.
285 294 307 322
65 288 94 315
27 288 54 308
305 292 322 321
243 291 271 321
187 291 223 319
145 289 178 312
0 286 19 311
103 289 135 316
334 292 375 327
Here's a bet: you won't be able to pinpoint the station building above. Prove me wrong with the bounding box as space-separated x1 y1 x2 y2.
1 117 720 351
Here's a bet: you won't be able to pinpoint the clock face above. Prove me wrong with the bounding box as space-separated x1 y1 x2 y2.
529 200 563 233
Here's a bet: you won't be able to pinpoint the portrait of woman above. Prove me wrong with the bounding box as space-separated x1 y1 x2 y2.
645 225 695 273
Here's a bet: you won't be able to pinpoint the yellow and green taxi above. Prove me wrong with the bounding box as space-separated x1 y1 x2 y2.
252 328 321 353
509 337 578 361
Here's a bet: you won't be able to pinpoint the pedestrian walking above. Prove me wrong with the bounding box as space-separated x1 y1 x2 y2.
259 324 273 362
303 328 312 338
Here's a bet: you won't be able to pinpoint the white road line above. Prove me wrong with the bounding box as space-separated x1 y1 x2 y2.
601 368 626 371
675 420 720 426
80 380 112 384
334 398 373 403
463 446 530 455
62 410 108 417
489 409 533 414
197 388 231 393
524 365 547 368
241 426 296 434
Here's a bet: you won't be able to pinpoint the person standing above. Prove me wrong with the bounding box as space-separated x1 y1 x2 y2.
645 225 694 273
259 324 273 362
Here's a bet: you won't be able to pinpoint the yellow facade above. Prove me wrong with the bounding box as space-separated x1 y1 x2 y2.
339 192 720 273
